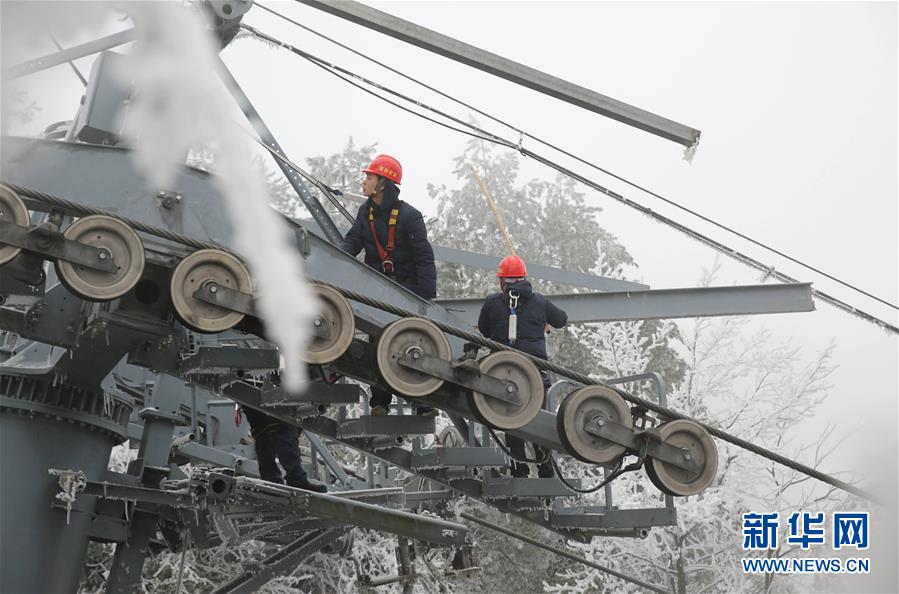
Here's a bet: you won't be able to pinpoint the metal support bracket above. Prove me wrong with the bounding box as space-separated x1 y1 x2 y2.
411 447 506 469
398 351 521 407
338 415 436 438
179 345 280 374
193 282 257 316
260 382 363 406
583 420 702 474
0 220 118 272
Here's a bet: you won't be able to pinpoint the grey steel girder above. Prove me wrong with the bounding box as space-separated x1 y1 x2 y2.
216 60 344 245
0 136 472 352
2 29 136 80
298 0 701 147
219 378 640 540
431 245 648 291
435 283 815 325
211 529 349 594
70 470 467 546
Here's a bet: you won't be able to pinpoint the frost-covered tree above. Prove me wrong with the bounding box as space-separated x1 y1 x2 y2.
546 263 848 594
428 134 686 388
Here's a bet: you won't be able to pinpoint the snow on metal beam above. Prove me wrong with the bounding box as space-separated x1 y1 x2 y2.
433 245 648 291
435 283 815 324
2 29 136 80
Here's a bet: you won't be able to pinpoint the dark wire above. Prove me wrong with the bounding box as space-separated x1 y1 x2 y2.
241 21 899 335
486 427 549 464
240 25 511 148
249 135 355 223
551 455 625 494
252 1 899 313
255 1 523 136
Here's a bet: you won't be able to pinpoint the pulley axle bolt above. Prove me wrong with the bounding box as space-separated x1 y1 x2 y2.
98 251 108 260
209 285 218 293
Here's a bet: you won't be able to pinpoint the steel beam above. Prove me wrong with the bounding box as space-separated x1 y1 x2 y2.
297 0 700 147
0 136 472 353
435 283 815 325
432 246 648 291
2 29 136 80
215 61 344 245
212 529 347 594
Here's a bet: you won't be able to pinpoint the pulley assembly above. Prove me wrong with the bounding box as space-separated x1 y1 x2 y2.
55 215 145 301
170 248 254 333
305 284 355 364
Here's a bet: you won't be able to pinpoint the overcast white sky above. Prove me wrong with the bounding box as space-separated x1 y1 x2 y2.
3 1 897 497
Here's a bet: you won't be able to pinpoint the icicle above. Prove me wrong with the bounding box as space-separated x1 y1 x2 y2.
682 138 699 164
51 469 86 526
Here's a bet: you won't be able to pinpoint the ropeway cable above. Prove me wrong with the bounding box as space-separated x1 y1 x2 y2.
239 23 899 335
255 0 899 314
3 182 874 501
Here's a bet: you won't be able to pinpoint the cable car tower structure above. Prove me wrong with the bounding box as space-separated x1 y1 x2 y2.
0 2 850 593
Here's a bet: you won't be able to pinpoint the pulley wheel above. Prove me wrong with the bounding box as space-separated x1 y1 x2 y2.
0 185 30 265
376 317 451 397
557 385 632 465
305 285 355 364
55 215 145 301
645 419 718 497
469 351 544 430
170 248 253 333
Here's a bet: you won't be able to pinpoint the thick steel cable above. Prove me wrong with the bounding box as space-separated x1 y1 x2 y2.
240 22 899 335
240 24 511 147
257 1 899 313
4 183 873 500
321 285 873 501
5 183 224 253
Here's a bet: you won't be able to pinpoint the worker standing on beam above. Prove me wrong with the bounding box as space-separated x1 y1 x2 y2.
478 255 568 478
237 365 329 493
340 154 438 416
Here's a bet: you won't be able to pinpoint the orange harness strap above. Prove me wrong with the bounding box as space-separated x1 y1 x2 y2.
369 206 401 273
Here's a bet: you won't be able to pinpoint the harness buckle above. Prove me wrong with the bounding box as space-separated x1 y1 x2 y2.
381 259 395 274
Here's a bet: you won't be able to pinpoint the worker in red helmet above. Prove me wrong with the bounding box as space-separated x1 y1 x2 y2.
340 154 438 416
478 254 567 478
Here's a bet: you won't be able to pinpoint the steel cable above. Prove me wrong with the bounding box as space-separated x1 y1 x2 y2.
4 182 874 501
239 20 899 334
255 1 899 313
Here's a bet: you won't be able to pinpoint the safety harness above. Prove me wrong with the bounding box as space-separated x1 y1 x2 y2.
369 204 401 274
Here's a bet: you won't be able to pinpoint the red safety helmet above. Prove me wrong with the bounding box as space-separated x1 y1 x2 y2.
496 255 527 278
362 154 402 184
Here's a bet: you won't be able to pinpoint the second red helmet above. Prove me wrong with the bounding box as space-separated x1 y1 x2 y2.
362 154 402 184
496 255 527 278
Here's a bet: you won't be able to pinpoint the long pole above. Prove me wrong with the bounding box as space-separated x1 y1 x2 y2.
460 512 671 594
468 164 515 256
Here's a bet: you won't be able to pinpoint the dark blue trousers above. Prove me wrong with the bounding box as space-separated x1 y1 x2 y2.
244 408 307 486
